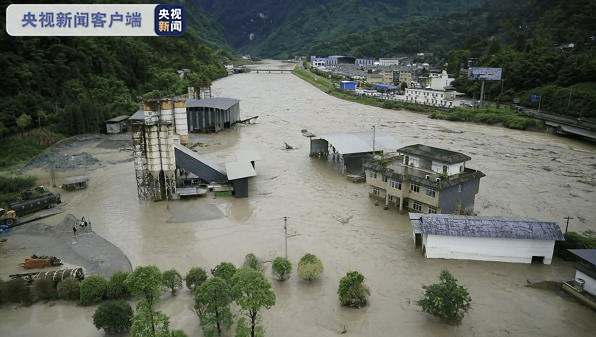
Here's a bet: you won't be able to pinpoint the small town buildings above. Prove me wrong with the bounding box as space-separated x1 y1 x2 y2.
565 249 596 297
378 58 400 66
428 70 455 91
364 144 484 214
399 70 412 86
186 97 240 133
310 131 401 174
405 88 457 104
105 115 130 134
410 213 564 264
340 81 357 91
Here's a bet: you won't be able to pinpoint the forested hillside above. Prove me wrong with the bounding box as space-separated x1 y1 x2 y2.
195 0 486 58
309 0 596 117
0 0 232 138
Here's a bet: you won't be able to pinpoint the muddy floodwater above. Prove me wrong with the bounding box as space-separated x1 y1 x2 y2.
1 60 596 336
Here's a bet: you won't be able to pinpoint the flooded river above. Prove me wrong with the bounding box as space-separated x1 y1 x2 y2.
1 60 595 336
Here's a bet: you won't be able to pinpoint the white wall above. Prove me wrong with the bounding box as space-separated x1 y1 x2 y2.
423 235 556 264
431 162 465 175
575 270 596 296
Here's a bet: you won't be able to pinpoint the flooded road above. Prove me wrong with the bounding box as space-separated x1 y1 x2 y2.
2 60 595 336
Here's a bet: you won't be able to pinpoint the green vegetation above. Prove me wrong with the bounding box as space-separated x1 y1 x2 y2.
243 253 261 271
0 0 230 139
57 278 81 301
186 267 208 290
93 300 134 334
430 107 541 130
211 262 237 283
80 275 107 305
131 300 172 337
32 278 58 301
337 271 371 307
162 269 183 295
125 265 163 308
297 253 323 281
0 175 37 210
418 270 471 320
271 257 292 281
194 277 233 337
566 231 596 248
231 267 276 337
107 271 130 299
0 278 31 304
235 317 264 337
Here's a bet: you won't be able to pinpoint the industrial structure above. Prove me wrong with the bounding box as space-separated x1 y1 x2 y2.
410 213 564 264
130 95 256 200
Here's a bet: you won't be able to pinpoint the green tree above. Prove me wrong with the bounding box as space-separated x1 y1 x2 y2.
194 277 233 337
57 278 80 301
231 267 276 337
337 271 371 307
186 267 208 290
243 253 260 270
297 253 323 281
107 271 130 299
93 299 134 334
170 330 189 337
235 317 264 337
211 262 237 283
31 278 58 301
80 275 107 305
1 278 31 304
125 265 163 308
162 269 183 295
418 270 471 319
131 300 171 337
271 257 292 281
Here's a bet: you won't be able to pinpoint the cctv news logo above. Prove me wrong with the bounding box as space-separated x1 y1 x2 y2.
6 4 185 36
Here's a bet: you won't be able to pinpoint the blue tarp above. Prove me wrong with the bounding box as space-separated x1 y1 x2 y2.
373 84 399 90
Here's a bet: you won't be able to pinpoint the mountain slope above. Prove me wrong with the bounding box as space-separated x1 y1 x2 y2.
194 0 486 58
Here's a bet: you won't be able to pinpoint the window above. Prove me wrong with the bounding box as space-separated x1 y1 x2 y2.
382 175 388 182
372 188 380 196
428 207 437 214
410 183 420 192
403 199 409 208
426 188 435 198
412 202 422 212
390 180 401 190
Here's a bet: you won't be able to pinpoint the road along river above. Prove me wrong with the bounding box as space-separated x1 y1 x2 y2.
1 60 595 336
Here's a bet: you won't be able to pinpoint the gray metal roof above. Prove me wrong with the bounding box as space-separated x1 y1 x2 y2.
398 144 471 164
568 249 596 266
129 108 145 121
412 214 564 241
106 115 130 123
225 161 256 180
174 144 227 183
315 131 401 155
187 97 239 110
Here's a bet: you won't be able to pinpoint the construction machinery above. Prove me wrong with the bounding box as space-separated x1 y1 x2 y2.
0 208 17 226
9 186 61 216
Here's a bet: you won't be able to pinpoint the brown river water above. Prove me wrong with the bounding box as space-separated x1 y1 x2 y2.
1 60 595 336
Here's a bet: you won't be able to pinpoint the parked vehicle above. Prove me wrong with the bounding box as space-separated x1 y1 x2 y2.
0 208 17 226
9 187 61 216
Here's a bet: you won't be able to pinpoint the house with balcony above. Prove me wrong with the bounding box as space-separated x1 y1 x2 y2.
364 144 485 214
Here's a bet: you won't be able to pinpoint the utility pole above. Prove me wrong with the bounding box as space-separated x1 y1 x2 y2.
283 216 288 258
564 216 573 235
372 125 376 154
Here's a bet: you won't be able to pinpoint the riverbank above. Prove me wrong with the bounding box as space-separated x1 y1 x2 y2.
293 67 541 131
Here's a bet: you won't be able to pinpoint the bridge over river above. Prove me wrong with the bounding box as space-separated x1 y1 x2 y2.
522 109 596 141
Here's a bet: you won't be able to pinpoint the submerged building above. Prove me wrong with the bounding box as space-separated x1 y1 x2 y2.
187 97 240 133
365 144 485 214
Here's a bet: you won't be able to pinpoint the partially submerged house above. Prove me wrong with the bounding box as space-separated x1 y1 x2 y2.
106 115 130 134
309 131 401 174
365 144 484 214
410 213 564 264
563 249 596 309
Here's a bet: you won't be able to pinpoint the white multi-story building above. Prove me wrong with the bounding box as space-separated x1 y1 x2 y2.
379 58 400 66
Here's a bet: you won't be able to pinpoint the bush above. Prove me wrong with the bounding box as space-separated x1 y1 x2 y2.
297 253 323 281
243 253 260 270
337 271 370 307
80 275 108 305
57 278 80 300
211 262 237 282
107 271 130 299
271 257 292 281
186 267 208 290
93 299 133 334
32 278 58 301
162 269 183 295
170 330 189 337
1 278 31 304
418 270 471 319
